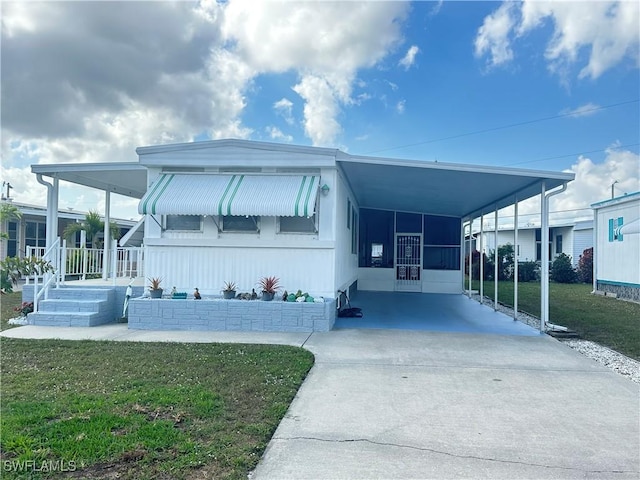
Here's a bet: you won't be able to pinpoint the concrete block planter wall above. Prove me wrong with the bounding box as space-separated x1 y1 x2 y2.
127 297 336 332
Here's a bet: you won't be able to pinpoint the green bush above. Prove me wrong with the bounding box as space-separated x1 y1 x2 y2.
551 253 578 283
517 261 538 282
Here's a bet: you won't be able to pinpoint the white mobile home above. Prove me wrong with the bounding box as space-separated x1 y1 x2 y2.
28 139 574 331
592 192 640 302
477 221 593 266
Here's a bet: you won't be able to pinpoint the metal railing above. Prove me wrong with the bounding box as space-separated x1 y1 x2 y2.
26 244 144 282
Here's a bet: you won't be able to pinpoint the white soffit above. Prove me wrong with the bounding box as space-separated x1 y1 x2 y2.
138 174 320 217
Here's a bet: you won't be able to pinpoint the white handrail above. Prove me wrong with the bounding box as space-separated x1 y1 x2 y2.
33 237 61 312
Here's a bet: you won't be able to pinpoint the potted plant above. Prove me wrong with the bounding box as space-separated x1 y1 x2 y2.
259 276 280 301
222 281 237 300
148 277 163 298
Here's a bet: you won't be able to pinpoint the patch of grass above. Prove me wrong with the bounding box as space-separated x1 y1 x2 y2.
471 279 640 360
1 291 23 331
0 339 314 479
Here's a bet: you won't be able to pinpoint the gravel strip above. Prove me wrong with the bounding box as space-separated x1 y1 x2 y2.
472 294 640 384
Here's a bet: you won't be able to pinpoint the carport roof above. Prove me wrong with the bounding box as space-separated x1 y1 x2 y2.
338 154 574 220
31 140 574 219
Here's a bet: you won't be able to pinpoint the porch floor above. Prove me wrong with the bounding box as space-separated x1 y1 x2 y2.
335 291 540 336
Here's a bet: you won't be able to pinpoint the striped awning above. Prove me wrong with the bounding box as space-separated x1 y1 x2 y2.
138 174 320 217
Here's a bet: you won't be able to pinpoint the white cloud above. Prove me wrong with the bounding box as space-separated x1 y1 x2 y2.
474 2 517 68
476 1 640 79
396 100 406 114
265 126 293 143
399 45 420 70
274 98 294 125
560 103 601 118
222 1 409 145
292 74 342 146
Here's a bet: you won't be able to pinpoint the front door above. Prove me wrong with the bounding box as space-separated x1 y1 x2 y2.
395 234 422 292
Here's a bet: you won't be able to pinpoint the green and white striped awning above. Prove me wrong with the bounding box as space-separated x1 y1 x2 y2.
138 174 320 217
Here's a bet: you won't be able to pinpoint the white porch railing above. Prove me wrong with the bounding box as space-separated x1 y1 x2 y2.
26 245 144 282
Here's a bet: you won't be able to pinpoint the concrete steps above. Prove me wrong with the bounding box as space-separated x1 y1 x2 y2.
29 288 116 327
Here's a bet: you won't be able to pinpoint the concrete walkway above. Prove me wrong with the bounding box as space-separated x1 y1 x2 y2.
2 325 638 479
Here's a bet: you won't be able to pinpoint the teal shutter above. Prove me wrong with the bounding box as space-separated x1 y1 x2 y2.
608 218 614 242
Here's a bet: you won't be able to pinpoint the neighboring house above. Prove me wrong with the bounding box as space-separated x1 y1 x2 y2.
0 201 141 262
591 192 640 302
27 139 574 331
475 221 593 266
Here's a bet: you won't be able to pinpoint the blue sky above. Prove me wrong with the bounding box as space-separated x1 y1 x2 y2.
1 1 639 222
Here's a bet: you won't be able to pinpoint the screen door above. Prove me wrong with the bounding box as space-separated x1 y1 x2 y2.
395 234 422 291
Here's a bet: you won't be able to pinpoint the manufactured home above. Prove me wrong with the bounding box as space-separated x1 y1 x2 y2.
592 192 640 301
25 139 574 331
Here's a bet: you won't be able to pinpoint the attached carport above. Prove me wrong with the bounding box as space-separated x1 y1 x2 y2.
335 291 539 336
338 153 575 332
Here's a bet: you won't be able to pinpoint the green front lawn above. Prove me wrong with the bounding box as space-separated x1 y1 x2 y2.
1 291 22 331
0 339 314 479
470 280 640 360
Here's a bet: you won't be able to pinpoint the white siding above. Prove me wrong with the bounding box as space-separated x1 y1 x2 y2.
334 169 359 294
572 229 593 266
595 198 640 286
423 270 462 294
145 245 335 298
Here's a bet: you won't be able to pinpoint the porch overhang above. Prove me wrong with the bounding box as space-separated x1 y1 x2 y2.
31 162 148 199
137 173 320 217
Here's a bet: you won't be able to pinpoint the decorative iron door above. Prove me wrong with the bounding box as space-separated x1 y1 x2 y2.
395 234 422 291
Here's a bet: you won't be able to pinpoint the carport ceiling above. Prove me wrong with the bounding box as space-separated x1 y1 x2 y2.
339 156 574 220
32 163 148 199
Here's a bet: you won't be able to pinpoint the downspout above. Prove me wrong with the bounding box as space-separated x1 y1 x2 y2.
36 174 58 250
494 207 498 311
479 214 484 303
513 196 519 320
541 182 568 333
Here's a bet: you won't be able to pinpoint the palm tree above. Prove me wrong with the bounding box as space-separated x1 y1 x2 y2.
0 202 22 241
62 211 121 248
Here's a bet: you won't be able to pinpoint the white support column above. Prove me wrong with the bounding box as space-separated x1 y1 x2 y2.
540 182 548 333
461 221 466 296
513 197 519 321
50 177 59 250
102 190 111 280
592 208 597 293
494 207 498 311
468 219 473 297
479 214 484 304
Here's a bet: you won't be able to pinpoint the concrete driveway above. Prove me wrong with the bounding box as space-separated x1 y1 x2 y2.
253 329 639 479
3 324 638 478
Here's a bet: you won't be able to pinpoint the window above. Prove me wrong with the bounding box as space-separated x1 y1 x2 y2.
351 209 358 254
165 215 202 231
7 221 17 257
555 234 563 255
25 220 46 248
222 215 259 232
396 212 422 233
608 217 624 242
423 215 461 270
359 208 394 268
279 215 316 234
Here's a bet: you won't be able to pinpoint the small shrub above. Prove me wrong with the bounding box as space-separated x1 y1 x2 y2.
551 253 577 284
13 301 34 317
577 247 593 284
518 261 539 282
